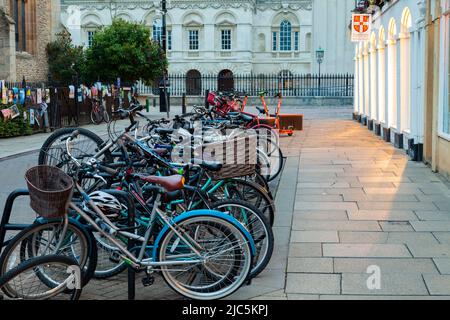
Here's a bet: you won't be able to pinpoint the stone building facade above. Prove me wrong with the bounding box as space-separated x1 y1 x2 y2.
0 0 60 82
354 0 450 179
61 0 356 76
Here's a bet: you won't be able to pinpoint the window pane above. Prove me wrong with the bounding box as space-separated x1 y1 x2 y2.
153 19 162 45
87 31 96 47
189 30 199 50
221 29 231 50
168 30 172 51
294 32 299 51
272 32 277 51
280 21 291 51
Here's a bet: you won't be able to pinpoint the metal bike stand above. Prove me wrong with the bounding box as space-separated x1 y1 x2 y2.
0 189 32 251
101 189 137 301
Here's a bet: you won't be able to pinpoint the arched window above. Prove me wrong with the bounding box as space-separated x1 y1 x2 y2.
186 70 202 95
153 18 162 44
280 21 292 51
218 69 234 92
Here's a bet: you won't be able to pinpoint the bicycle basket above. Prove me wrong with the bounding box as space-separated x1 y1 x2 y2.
25 166 74 218
202 134 258 180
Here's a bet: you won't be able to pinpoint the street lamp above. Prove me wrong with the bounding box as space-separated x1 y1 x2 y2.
160 0 169 118
316 47 325 96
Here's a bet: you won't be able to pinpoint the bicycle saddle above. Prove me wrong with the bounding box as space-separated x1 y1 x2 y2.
240 113 254 122
256 106 266 114
137 175 185 192
198 160 223 172
155 128 175 135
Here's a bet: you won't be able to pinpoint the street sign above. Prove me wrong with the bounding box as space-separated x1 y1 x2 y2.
351 14 372 42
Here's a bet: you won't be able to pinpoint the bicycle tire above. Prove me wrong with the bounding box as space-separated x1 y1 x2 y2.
38 127 113 167
208 178 275 227
211 199 274 278
0 218 97 291
158 215 252 300
0 255 82 300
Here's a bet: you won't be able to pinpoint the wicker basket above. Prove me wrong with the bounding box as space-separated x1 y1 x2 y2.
200 134 258 180
25 166 74 218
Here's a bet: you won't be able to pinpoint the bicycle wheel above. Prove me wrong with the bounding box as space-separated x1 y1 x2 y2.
0 255 82 300
257 139 284 182
92 232 127 279
0 218 97 291
208 179 275 227
212 200 274 278
103 110 110 124
90 101 103 125
158 215 252 300
39 127 112 168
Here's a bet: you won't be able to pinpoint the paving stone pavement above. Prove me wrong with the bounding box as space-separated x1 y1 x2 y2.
258 118 450 300
2 110 450 300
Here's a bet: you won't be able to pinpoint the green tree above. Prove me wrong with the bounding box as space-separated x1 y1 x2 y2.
83 19 168 85
46 31 84 85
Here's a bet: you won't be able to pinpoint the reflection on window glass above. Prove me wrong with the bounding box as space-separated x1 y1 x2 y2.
87 31 96 47
221 29 232 50
280 20 292 51
189 30 199 50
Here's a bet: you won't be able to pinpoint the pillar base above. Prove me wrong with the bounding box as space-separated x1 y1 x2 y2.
361 116 367 126
375 123 381 136
383 128 391 143
407 139 424 162
394 133 404 149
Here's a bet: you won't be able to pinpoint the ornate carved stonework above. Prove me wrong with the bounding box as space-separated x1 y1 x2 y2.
61 0 312 12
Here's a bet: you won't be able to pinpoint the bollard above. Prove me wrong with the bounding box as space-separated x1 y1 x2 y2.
182 93 187 115
146 98 150 112
204 90 210 110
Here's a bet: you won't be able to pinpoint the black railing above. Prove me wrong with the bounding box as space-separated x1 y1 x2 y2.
137 74 354 97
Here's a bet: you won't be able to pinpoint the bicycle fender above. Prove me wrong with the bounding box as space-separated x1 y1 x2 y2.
152 210 257 261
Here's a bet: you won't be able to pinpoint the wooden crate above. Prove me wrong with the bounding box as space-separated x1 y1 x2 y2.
278 114 303 131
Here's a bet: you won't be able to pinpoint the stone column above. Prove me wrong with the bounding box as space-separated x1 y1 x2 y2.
363 44 370 118
358 46 364 117
354 50 359 114
377 42 386 125
399 31 411 133
370 44 378 121
387 38 398 129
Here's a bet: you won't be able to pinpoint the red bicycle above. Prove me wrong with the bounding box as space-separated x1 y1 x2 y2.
90 98 110 125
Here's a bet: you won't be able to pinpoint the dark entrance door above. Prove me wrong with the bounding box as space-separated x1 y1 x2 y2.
218 69 234 92
186 70 202 95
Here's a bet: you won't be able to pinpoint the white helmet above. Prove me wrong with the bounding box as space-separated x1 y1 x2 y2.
88 191 125 217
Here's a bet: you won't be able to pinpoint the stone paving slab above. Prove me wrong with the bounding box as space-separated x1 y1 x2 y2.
423 275 450 295
322 244 412 258
291 231 339 243
292 220 381 232
334 258 439 274
285 274 341 295
341 273 429 295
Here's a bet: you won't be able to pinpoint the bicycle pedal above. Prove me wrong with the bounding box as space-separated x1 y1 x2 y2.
142 275 155 287
109 251 121 264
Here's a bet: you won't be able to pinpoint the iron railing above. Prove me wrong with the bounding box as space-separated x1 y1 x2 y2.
137 74 354 97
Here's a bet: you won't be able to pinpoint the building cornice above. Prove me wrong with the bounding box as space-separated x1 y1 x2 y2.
61 0 312 12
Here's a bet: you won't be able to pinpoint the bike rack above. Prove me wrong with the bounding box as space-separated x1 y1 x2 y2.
0 188 137 300
0 189 32 251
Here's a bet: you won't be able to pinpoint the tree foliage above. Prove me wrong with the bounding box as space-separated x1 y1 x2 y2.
83 19 168 85
46 31 84 85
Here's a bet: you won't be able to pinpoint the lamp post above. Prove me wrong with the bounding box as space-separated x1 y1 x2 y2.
161 0 169 118
316 47 325 96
